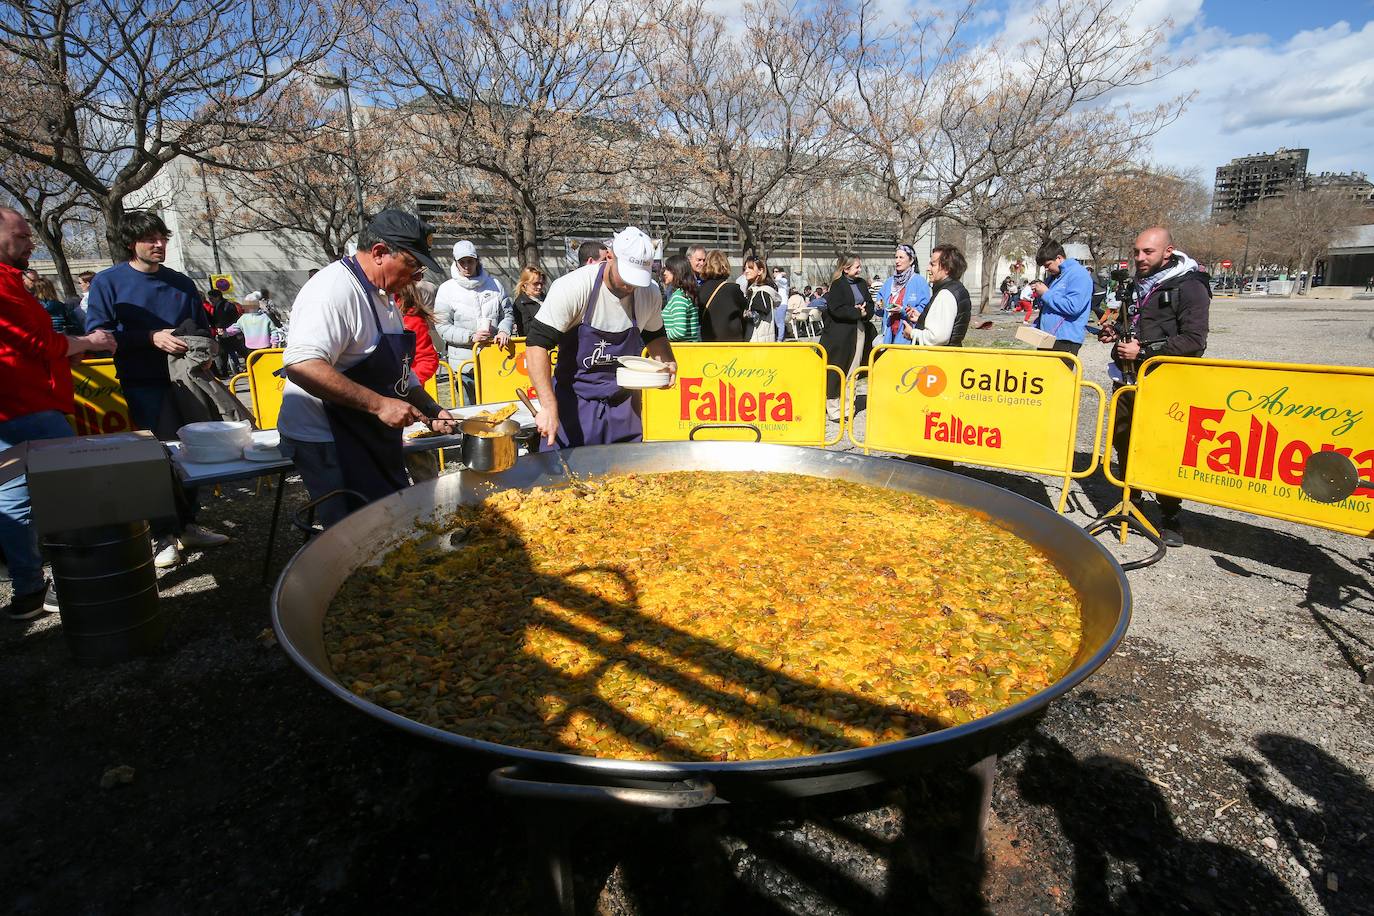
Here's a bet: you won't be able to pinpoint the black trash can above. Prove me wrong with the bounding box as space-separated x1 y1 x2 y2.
44 522 164 666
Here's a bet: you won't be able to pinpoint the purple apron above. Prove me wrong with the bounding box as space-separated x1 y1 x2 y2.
543 264 645 450
323 256 416 507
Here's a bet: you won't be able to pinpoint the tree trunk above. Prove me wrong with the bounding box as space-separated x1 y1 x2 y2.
40 219 78 298
518 205 540 271
977 228 1004 314
102 196 128 263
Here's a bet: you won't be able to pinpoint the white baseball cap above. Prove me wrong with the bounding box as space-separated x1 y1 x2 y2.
452 240 478 261
611 227 654 288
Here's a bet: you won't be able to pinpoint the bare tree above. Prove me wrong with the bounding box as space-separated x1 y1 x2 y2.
0 0 348 260
1251 190 1367 294
644 0 853 259
360 0 663 269
0 154 99 295
834 0 1185 242
206 87 420 262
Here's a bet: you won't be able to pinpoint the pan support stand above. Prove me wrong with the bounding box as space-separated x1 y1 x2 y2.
1101 484 1158 545
524 806 579 916
959 754 998 861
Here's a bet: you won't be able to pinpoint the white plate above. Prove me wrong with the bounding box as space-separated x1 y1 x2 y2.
180 443 245 464
617 367 674 389
243 443 285 462
618 355 670 373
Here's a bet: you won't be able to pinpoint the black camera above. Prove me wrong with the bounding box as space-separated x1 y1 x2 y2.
1109 267 1130 283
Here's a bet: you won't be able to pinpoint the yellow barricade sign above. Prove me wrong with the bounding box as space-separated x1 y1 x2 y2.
246 348 285 429
851 345 1103 512
473 339 558 405
68 359 133 435
641 343 838 444
1115 358 1373 537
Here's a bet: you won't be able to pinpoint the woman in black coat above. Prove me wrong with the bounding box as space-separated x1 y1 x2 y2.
818 253 876 402
696 249 751 342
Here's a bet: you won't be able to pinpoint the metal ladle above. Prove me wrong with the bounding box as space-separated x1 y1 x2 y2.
515 389 590 493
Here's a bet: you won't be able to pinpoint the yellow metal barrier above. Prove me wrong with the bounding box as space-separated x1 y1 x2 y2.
641 342 834 445
68 358 133 435
847 345 1104 513
1103 357 1373 539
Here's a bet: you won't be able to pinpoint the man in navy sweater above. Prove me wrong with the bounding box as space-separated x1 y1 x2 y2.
86 211 229 568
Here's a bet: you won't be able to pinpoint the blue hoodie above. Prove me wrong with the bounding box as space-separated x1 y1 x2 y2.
1035 257 1092 344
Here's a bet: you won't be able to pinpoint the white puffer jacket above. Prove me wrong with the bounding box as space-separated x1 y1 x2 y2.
433 266 514 359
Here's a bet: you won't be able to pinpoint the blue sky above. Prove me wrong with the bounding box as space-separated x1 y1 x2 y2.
1052 0 1374 180
864 0 1374 182
1202 0 1358 43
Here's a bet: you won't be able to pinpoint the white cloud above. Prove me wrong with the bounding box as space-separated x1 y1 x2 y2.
1110 15 1374 176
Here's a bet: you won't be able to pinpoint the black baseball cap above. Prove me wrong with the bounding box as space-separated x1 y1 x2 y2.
366 209 443 275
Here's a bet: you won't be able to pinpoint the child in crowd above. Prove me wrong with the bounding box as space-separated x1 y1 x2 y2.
226 296 279 353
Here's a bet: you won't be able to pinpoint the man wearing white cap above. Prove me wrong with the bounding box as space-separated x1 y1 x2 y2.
434 239 513 404
525 226 676 448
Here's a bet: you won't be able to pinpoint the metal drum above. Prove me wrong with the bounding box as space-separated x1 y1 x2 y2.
272 443 1131 803
46 521 164 666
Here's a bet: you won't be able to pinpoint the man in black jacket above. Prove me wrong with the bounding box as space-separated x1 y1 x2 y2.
1100 226 1210 547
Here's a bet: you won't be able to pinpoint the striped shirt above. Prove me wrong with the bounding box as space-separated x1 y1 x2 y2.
661 288 700 342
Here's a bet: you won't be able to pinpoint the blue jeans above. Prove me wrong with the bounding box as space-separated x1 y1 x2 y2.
0 410 75 595
124 382 198 535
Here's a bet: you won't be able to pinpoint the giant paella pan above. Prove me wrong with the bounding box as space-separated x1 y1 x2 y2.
272 443 1131 806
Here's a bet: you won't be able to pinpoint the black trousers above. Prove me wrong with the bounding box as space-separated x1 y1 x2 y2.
1051 339 1081 355
1112 387 1181 517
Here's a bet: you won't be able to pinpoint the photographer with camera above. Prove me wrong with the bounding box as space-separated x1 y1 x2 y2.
1028 240 1093 355
1098 226 1210 547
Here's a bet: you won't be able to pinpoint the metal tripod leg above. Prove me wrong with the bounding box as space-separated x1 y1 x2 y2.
959 754 997 861
260 470 288 585
526 814 577 916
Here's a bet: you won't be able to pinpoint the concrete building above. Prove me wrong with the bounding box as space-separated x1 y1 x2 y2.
1306 171 1374 207
1212 148 1309 215
1325 224 1374 288
115 153 933 311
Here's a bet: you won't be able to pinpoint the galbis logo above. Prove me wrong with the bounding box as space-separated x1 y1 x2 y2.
897 364 947 396
898 364 1045 397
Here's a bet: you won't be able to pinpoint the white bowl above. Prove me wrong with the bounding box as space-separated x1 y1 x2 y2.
180 442 245 464
178 420 252 448
616 367 674 389
618 355 669 373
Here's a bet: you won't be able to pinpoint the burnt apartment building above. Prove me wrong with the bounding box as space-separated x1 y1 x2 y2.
1212 147 1309 215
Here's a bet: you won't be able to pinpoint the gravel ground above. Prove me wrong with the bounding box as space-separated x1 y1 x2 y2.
2 296 1372 915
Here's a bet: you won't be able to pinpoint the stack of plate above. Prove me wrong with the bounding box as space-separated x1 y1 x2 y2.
243 431 285 462
178 420 253 464
616 356 673 390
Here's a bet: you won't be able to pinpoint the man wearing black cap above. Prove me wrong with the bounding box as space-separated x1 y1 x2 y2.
278 209 458 525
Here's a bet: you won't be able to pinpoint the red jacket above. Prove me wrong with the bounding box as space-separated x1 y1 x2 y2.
403 311 438 385
0 262 73 422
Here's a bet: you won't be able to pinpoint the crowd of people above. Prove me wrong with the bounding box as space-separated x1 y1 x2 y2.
1 202 1214 620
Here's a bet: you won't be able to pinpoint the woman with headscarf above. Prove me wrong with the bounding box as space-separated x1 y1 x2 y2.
875 244 931 345
434 239 514 404
817 253 876 421
742 255 778 342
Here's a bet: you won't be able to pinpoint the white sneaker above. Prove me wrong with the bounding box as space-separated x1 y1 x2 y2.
154 538 183 569
179 524 230 549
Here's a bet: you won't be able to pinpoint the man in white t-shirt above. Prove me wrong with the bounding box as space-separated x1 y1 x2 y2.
279 210 458 525
525 226 677 448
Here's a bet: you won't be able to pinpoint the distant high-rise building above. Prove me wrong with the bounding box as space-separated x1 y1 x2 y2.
1212 148 1309 215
